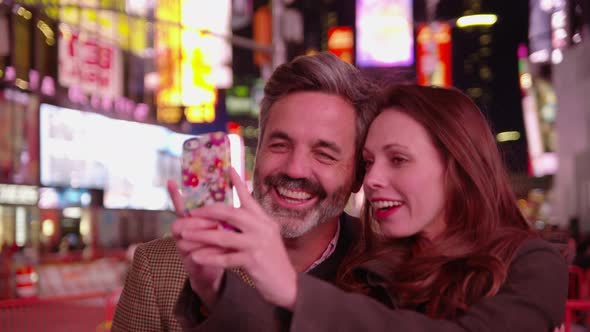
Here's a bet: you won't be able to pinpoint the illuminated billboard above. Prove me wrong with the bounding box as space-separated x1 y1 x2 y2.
328 26 354 64
416 22 452 87
355 0 414 67
517 45 557 177
155 0 232 124
58 26 124 98
39 104 192 210
528 0 552 63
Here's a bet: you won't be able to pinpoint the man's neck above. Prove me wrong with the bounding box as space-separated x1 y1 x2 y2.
284 217 340 272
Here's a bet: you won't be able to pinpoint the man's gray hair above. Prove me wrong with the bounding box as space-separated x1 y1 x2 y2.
257 52 378 184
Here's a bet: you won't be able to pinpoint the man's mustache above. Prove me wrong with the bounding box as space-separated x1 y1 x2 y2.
264 173 327 200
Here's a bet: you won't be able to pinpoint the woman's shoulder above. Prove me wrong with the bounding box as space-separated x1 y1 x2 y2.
500 236 568 325
508 236 568 278
514 236 566 259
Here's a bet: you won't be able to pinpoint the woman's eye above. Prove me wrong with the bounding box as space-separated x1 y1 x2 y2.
363 159 374 169
391 157 407 165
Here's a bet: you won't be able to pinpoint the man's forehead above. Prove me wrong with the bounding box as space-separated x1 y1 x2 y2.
265 128 352 154
261 92 357 147
266 129 338 143
267 92 357 124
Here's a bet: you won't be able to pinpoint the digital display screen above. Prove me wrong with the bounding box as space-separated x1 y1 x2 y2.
355 0 414 67
517 47 557 177
528 0 552 61
39 104 192 210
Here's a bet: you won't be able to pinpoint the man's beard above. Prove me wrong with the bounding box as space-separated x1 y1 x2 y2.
252 170 352 238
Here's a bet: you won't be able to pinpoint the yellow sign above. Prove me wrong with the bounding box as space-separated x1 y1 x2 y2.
185 104 216 123
155 0 230 123
157 107 183 123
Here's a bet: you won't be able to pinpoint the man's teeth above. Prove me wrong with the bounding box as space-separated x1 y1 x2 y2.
277 187 313 200
372 201 403 209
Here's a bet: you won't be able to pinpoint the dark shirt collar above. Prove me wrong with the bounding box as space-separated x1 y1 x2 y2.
307 213 359 281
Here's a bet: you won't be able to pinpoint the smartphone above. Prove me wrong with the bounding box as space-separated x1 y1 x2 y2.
181 131 233 210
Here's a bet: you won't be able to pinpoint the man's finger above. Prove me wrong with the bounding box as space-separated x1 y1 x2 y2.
229 167 266 215
189 204 253 232
191 251 248 269
181 229 248 251
190 246 229 257
175 240 209 255
167 179 185 217
230 168 258 207
172 217 220 238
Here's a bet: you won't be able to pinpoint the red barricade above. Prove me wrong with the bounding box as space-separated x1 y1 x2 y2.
569 265 586 300
565 300 590 332
0 288 122 332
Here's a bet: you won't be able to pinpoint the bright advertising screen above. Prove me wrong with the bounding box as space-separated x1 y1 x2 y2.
517 46 557 177
355 0 414 67
39 104 192 210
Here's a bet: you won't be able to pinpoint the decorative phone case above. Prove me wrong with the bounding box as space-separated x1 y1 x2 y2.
181 131 233 210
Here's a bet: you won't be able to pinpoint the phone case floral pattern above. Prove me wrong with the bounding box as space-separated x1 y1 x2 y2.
182 132 232 210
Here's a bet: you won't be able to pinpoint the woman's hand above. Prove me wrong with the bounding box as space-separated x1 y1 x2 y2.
181 168 298 310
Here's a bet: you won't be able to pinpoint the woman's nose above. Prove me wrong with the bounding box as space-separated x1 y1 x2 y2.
363 164 386 190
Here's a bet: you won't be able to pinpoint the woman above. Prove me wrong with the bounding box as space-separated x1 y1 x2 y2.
181 84 567 331
332 84 567 327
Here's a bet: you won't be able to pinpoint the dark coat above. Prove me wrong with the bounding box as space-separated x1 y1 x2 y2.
176 237 568 332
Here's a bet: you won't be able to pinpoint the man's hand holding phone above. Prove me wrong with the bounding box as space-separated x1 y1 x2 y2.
178 168 298 310
170 132 296 310
169 132 235 308
168 180 226 309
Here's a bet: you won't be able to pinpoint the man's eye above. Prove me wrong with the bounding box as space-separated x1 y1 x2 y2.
318 152 336 161
269 143 287 149
391 157 407 165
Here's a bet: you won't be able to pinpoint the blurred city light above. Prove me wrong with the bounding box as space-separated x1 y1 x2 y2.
520 73 533 89
15 207 27 247
42 219 56 237
228 133 245 208
63 207 82 219
551 49 563 64
456 14 498 28
496 131 521 142
355 0 414 67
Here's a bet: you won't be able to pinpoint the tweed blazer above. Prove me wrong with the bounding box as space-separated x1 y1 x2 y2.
112 214 359 332
112 236 187 332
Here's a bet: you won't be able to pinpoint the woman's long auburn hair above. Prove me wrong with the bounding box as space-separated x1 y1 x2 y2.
336 84 535 319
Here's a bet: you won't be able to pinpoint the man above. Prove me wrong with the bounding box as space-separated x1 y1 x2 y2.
111 52 377 331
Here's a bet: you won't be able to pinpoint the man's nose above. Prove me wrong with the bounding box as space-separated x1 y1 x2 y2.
283 150 312 179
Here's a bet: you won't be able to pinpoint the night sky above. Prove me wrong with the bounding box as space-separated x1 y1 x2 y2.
487 0 531 174
487 0 531 132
